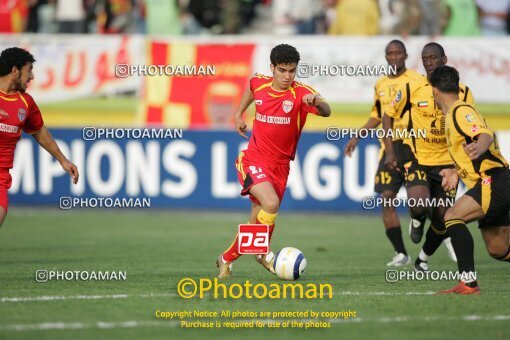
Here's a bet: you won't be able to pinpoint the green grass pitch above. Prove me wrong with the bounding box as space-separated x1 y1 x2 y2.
0 209 508 339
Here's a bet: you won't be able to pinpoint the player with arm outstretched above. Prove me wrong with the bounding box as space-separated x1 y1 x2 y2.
0 47 79 228
430 66 510 294
217 44 331 278
344 40 421 267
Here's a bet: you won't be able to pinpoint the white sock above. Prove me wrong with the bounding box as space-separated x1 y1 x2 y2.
461 271 477 284
419 249 429 262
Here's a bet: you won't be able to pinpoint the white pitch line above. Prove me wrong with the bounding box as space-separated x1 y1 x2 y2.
0 291 436 303
0 294 130 303
0 293 181 303
338 291 435 296
2 315 510 332
0 320 179 332
139 292 178 298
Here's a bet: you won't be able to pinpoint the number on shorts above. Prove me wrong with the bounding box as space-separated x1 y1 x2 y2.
380 171 392 185
249 166 263 175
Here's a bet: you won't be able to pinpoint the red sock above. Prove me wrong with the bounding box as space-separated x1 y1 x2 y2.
256 219 275 241
223 209 277 262
222 210 278 262
267 224 275 242
222 225 275 262
222 234 241 262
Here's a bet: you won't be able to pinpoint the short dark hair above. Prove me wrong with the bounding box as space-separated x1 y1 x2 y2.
423 42 445 57
0 47 36 77
386 39 406 53
429 66 460 94
270 44 300 66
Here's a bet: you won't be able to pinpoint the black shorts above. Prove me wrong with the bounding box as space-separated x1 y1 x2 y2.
404 162 458 201
374 141 413 193
465 168 510 229
393 140 416 167
374 150 405 193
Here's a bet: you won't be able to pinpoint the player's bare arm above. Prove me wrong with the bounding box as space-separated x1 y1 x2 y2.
234 87 255 139
344 117 380 157
463 133 494 160
302 94 330 117
31 126 79 184
381 113 398 171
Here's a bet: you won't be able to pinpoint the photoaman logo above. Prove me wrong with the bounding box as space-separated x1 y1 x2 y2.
238 224 269 254
177 278 333 299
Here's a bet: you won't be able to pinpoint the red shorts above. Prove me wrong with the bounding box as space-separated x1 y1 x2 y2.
0 170 11 212
235 151 290 205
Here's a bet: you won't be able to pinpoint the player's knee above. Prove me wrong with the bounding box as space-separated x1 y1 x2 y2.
409 206 427 219
487 244 507 260
381 191 396 199
444 208 458 221
263 197 280 214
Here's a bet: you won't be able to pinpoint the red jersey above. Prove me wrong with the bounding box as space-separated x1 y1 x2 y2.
247 74 319 162
0 91 44 169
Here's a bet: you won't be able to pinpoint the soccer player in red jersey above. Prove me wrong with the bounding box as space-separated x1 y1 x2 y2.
0 47 79 227
217 44 331 278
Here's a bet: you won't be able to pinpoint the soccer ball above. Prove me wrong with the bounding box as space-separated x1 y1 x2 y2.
273 247 307 280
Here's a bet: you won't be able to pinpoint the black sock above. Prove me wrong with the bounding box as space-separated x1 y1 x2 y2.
445 219 475 274
496 247 510 263
422 224 447 257
386 226 407 255
415 257 426 265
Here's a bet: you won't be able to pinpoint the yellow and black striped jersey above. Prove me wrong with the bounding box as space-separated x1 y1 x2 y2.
385 75 475 166
446 100 508 189
370 69 421 158
371 69 422 127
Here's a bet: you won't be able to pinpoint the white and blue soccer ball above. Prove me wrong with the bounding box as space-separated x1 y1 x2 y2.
273 247 307 280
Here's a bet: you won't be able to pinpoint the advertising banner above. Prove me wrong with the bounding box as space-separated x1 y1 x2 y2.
0 34 145 102
9 129 377 211
10 129 510 211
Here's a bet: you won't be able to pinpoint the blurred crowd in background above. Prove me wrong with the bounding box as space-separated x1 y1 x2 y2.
1 0 510 36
